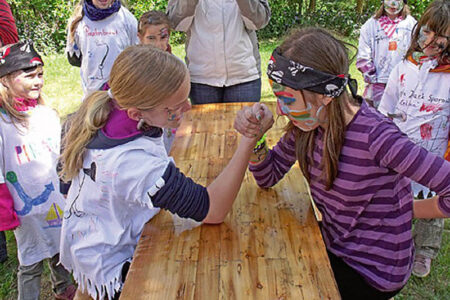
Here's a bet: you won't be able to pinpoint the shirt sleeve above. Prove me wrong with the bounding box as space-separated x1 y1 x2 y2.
356 19 377 84
249 131 297 188
369 121 450 217
167 0 200 31
113 150 209 222
378 64 401 115
236 0 271 30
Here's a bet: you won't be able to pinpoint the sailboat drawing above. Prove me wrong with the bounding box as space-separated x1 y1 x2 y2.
45 202 63 228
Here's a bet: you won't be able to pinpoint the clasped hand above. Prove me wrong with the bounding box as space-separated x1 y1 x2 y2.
234 103 274 140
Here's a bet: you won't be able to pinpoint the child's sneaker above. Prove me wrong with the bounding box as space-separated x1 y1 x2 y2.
54 284 76 300
412 254 432 278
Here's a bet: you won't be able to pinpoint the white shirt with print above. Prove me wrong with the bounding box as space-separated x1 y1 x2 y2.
0 105 66 266
66 7 138 97
379 59 450 195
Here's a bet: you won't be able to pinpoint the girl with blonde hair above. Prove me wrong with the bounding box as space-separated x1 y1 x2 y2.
66 0 138 97
59 44 270 300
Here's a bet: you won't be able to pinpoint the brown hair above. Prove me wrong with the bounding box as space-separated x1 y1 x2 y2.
405 0 450 62
374 2 410 19
279 27 359 190
68 0 128 44
138 10 171 34
60 45 188 181
0 66 45 129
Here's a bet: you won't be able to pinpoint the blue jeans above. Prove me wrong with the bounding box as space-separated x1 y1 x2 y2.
190 78 261 104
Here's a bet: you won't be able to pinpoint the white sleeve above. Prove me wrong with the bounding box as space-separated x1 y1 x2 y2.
127 11 139 45
378 64 401 115
112 149 170 208
0 134 4 184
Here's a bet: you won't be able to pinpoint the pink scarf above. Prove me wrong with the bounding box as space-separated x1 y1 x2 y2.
13 98 38 112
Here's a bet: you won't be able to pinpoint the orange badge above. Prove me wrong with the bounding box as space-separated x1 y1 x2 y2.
389 41 397 51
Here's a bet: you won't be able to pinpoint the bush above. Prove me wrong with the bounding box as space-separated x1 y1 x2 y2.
10 0 435 53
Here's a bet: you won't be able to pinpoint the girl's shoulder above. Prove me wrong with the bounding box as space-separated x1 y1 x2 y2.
401 15 417 26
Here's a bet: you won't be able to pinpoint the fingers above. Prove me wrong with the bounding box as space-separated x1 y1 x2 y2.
234 104 275 139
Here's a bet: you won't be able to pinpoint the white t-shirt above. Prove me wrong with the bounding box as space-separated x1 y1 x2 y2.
357 16 416 84
0 105 66 266
379 58 450 195
60 136 166 299
66 7 138 96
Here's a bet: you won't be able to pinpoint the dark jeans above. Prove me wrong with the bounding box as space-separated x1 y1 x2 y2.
189 78 261 104
327 250 403 300
0 231 7 262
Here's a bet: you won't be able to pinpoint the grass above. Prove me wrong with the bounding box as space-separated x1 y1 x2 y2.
0 39 448 299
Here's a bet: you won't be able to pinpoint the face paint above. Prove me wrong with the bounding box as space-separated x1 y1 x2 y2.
160 27 169 39
277 98 324 131
418 25 449 57
384 0 404 16
167 110 177 121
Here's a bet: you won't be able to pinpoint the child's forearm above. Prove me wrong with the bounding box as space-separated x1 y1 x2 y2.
413 196 447 218
204 137 256 224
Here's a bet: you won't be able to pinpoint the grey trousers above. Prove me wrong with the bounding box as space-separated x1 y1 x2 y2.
413 218 444 259
17 253 72 300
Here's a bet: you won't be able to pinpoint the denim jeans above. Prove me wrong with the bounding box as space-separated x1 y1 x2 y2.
18 254 73 300
189 78 261 104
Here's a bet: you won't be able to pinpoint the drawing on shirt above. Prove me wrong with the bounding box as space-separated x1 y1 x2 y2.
6 171 55 216
88 41 110 81
64 173 87 219
44 202 63 228
420 123 433 140
420 103 443 114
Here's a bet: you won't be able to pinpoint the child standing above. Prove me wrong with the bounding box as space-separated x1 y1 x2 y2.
0 41 75 300
357 0 416 108
379 0 449 278
59 45 266 300
234 27 450 299
138 10 177 153
66 0 138 97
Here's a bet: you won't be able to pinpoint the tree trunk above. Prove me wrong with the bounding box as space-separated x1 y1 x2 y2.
356 0 364 14
308 0 316 12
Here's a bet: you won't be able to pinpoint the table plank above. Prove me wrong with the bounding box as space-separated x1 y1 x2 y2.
120 102 340 299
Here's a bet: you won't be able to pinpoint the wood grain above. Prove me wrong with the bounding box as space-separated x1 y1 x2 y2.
120 103 340 300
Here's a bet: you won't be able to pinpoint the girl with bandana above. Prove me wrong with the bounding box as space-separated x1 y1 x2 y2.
59 45 268 300
66 0 138 97
357 0 416 108
0 41 76 300
379 0 450 279
234 27 450 299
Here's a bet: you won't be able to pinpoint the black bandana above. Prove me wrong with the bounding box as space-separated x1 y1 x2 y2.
267 48 359 99
0 41 44 77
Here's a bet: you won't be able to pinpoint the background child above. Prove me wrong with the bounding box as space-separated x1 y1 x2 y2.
0 41 75 300
379 0 449 278
59 45 266 300
0 0 19 264
357 0 416 108
234 27 450 299
138 10 177 153
66 0 138 97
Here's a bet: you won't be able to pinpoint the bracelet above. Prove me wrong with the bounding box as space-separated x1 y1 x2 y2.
255 134 266 147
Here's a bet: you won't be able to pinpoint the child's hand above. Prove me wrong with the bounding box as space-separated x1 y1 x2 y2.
234 103 274 139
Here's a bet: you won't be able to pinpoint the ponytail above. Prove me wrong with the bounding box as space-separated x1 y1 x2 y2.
60 91 112 181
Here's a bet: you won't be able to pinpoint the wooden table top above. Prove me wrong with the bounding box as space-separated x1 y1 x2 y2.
120 102 340 300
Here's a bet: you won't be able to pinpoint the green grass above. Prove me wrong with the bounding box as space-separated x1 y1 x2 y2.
1 39 448 299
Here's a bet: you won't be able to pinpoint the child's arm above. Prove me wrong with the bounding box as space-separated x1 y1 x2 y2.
356 20 377 84
236 0 271 30
369 122 450 218
166 0 200 31
414 196 447 218
378 65 401 116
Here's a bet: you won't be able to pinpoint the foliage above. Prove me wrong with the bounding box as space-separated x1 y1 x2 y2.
8 0 437 53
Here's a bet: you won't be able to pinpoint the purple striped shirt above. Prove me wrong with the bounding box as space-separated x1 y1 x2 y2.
249 101 450 291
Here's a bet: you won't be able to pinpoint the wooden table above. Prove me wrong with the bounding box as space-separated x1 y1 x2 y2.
120 102 340 300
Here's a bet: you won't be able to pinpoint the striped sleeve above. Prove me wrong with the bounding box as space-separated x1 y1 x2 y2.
369 121 450 216
249 131 297 188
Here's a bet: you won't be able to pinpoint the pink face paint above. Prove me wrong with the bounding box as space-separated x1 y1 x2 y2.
160 27 169 39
